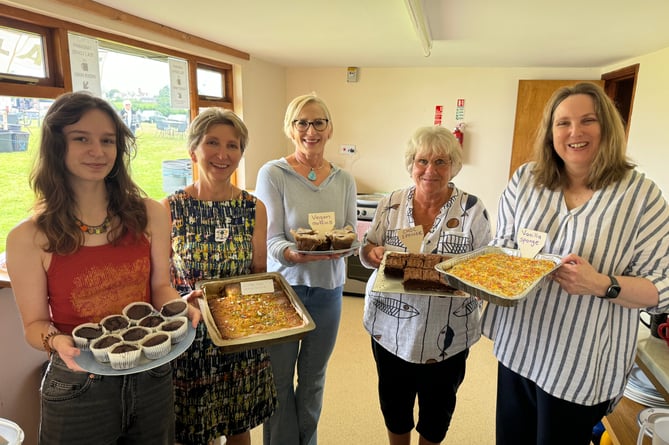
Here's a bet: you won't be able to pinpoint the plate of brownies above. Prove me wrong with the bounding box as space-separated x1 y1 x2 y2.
372 251 467 297
291 225 360 256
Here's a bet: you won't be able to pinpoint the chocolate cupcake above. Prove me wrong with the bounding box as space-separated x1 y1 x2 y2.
121 326 152 344
90 334 123 363
100 314 130 334
160 299 188 319
72 322 103 350
108 342 142 370
159 316 188 344
138 314 166 331
141 332 172 360
122 302 156 325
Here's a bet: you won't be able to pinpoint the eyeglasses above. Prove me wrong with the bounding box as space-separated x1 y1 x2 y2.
292 119 329 132
413 158 452 169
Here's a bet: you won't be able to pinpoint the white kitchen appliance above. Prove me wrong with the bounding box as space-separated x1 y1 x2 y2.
344 193 386 296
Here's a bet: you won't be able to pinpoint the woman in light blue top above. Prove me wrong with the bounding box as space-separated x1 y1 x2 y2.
255 94 357 445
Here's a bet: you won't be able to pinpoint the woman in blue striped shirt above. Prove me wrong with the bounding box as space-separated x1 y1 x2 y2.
482 82 669 445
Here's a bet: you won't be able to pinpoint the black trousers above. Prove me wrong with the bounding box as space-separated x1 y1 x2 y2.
372 338 468 443
496 362 611 445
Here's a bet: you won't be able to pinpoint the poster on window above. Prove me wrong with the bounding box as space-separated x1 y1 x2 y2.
68 34 102 97
168 58 189 109
0 27 46 78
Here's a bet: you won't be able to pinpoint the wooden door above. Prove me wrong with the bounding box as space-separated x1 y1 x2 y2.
508 79 604 178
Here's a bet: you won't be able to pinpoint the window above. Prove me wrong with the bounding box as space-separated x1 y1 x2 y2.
0 95 52 253
197 66 224 99
0 25 46 80
0 9 235 253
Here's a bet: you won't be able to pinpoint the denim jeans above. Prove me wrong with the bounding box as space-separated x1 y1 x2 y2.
39 354 175 444
263 285 343 445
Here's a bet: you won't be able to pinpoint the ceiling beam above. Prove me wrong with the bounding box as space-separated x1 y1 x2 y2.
53 0 250 60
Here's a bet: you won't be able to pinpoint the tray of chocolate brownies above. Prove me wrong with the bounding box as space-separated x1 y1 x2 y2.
371 251 468 297
290 225 359 256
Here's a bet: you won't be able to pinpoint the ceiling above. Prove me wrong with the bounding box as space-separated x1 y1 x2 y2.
92 0 669 68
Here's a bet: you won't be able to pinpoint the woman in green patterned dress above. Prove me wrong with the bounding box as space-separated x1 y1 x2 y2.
163 108 276 445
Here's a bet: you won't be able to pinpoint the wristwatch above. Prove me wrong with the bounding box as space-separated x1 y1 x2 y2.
601 275 621 299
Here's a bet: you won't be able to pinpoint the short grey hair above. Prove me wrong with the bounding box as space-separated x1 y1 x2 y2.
404 126 463 178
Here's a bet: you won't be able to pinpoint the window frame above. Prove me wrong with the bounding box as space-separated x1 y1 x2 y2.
0 4 234 115
0 17 58 87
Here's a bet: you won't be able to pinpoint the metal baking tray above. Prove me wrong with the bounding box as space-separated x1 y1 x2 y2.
434 247 562 306
197 272 315 352
372 251 468 297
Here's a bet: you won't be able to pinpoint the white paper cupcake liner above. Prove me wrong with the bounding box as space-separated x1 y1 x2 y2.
160 299 189 319
71 322 104 351
159 316 188 344
108 342 142 370
141 332 172 360
90 334 123 363
122 302 157 325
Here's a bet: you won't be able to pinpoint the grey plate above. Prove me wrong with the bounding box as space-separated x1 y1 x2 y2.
73 323 195 375
294 240 360 256
435 247 562 306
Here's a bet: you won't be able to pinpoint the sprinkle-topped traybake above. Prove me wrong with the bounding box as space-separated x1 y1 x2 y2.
447 252 556 298
208 283 305 339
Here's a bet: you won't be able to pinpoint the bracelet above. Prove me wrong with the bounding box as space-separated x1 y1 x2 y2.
41 330 68 359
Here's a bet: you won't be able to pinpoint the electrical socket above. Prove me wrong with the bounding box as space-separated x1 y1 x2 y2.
340 144 357 155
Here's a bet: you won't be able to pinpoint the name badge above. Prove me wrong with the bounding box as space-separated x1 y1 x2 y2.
215 227 229 242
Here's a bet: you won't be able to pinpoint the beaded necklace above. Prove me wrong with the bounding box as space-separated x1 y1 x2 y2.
76 215 111 235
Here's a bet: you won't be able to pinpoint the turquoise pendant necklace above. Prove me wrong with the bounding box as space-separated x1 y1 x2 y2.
295 155 325 181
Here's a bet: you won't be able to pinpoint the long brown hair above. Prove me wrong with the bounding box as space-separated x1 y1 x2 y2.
31 91 147 254
531 82 634 190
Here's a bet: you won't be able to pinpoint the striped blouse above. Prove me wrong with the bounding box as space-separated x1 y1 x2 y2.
481 163 669 407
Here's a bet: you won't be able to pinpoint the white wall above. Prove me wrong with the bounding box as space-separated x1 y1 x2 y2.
606 47 669 197
279 67 601 226
232 58 286 190
0 288 45 445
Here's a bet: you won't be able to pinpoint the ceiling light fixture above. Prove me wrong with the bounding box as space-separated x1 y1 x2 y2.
404 0 432 57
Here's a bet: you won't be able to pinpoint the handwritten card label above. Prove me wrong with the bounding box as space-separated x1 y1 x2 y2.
241 279 274 295
518 228 547 258
308 212 335 233
398 226 424 253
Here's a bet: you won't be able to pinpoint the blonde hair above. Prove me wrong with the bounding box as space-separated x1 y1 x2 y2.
283 94 333 138
187 108 248 154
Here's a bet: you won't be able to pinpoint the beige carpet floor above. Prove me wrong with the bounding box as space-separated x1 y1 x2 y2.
249 295 497 444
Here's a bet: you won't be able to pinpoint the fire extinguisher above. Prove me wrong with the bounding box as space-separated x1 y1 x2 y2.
453 122 465 146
